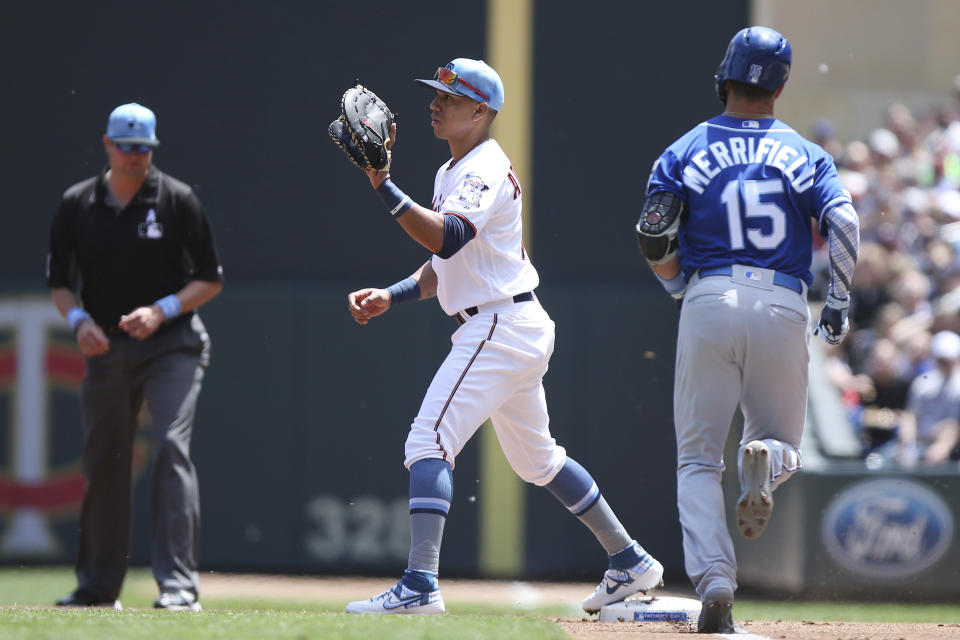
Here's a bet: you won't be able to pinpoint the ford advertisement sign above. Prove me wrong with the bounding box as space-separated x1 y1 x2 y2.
821 479 954 579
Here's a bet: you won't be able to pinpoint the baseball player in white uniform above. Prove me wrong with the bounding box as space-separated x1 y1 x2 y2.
635 28 860 632
344 58 662 614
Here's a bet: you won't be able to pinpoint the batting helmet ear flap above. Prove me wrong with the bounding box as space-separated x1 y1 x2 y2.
715 74 729 106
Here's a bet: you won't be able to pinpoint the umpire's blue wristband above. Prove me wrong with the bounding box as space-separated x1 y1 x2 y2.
655 272 687 297
66 307 92 332
376 178 414 218
154 294 182 320
385 277 421 304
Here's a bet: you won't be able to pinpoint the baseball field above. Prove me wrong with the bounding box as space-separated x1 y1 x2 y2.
1 568 958 639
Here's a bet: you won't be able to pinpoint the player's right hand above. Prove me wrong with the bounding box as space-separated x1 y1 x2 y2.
76 321 110 356
347 288 392 325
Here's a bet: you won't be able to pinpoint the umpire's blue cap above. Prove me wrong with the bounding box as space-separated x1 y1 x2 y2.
415 58 505 112
106 103 160 146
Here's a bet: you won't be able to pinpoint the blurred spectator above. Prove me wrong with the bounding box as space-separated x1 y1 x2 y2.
889 331 960 467
887 268 933 344
855 338 913 455
848 242 893 328
811 117 843 160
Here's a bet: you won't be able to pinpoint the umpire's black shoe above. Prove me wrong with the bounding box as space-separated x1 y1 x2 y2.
55 589 122 610
697 587 735 633
154 589 202 612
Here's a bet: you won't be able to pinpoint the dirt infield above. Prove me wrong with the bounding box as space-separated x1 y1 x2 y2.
557 619 959 639
201 574 959 639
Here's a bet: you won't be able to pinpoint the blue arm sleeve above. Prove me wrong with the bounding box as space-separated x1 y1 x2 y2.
435 214 476 259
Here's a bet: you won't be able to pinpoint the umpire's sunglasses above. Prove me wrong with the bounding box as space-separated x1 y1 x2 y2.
113 142 154 154
435 67 489 101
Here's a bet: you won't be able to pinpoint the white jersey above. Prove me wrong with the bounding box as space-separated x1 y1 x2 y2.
429 139 539 315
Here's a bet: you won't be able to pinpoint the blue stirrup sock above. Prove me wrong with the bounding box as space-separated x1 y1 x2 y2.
608 540 647 570
400 568 438 593
545 457 633 554
545 457 601 515
407 458 453 576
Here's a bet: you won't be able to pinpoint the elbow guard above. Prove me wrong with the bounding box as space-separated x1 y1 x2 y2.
636 191 684 265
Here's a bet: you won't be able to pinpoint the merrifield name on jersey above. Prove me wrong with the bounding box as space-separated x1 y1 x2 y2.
682 136 815 195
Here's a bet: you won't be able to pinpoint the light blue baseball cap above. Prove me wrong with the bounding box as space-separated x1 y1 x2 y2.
415 58 505 112
106 103 159 146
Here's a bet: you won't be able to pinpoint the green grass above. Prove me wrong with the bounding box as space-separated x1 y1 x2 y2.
0 568 569 639
0 567 958 639
735 599 960 624
0 608 568 640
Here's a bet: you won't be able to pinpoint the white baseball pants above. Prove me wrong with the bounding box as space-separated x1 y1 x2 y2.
404 299 566 486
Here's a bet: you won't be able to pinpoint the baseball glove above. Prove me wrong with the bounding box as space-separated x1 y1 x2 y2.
328 83 396 172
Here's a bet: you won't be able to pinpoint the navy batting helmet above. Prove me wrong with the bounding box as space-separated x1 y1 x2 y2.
714 26 791 105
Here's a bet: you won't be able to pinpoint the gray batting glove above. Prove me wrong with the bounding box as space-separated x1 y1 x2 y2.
814 293 850 346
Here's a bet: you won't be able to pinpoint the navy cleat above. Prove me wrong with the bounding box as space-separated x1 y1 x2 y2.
55 590 121 610
698 587 735 633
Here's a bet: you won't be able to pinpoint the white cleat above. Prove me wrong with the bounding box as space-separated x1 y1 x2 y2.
582 553 664 614
737 440 773 539
345 581 445 615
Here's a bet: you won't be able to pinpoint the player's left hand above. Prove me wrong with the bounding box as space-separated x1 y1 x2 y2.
366 123 397 189
119 305 164 340
347 287 392 325
814 293 850 346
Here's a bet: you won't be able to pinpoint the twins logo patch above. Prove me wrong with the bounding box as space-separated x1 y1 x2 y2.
456 174 488 209
821 479 954 579
137 208 163 239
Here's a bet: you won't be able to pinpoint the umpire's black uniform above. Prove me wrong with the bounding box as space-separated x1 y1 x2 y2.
47 165 222 604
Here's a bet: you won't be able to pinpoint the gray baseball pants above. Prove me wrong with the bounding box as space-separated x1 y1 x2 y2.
674 268 808 598
75 315 209 601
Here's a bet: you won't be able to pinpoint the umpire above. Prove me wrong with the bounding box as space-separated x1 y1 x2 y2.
47 103 223 611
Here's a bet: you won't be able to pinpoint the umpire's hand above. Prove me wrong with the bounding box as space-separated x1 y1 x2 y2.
348 288 392 325
119 305 164 340
75 322 110 356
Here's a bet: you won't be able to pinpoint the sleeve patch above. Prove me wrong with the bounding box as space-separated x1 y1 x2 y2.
455 174 489 209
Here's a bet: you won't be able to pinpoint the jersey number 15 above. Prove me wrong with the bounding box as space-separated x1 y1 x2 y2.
720 179 786 251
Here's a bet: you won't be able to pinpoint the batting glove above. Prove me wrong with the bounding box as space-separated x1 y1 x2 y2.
814 293 850 346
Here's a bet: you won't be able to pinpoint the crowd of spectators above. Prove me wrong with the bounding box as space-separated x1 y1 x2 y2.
811 78 960 469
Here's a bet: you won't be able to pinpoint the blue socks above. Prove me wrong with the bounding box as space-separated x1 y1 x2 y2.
400 568 438 593
609 541 646 570
545 457 633 554
407 458 453 576
544 457 600 515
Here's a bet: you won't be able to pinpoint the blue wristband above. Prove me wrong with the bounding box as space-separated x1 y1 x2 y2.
154 294 182 320
655 272 687 296
385 277 421 304
66 307 92 332
376 178 414 218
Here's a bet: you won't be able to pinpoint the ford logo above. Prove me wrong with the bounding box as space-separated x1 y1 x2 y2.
821 479 954 579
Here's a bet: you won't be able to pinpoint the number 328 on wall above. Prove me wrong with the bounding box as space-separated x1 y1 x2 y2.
304 495 409 562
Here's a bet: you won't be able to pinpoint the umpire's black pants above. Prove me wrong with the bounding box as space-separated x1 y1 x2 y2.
75 314 210 601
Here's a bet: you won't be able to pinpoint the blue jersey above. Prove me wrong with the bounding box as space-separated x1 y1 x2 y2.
647 114 851 284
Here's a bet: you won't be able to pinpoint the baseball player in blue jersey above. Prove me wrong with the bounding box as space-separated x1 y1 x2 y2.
635 27 860 633
343 58 662 615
